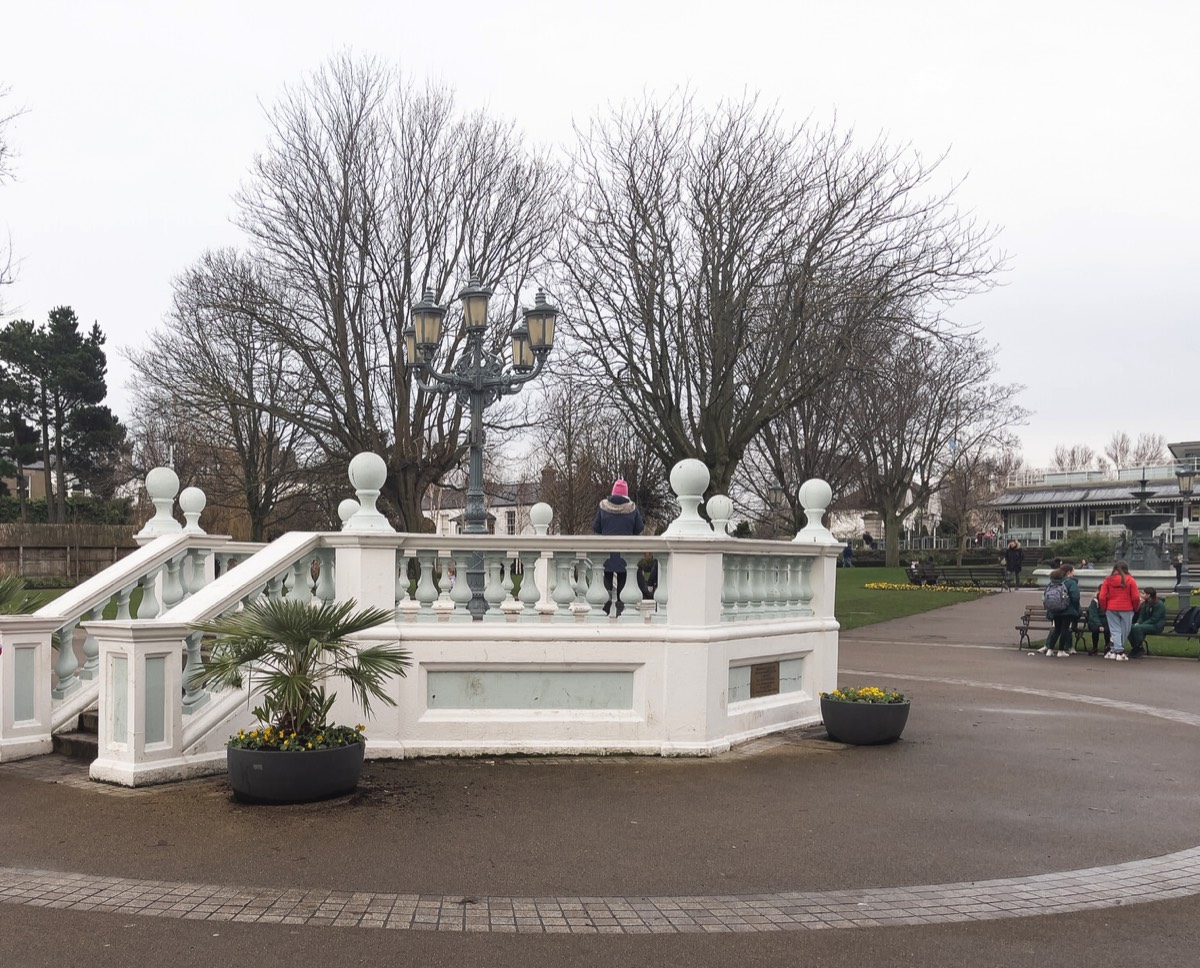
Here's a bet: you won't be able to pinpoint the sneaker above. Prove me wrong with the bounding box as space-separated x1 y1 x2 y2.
1034 646 1050 655
1104 652 1115 660
1045 650 1055 657
1056 650 1071 657
1113 652 1129 662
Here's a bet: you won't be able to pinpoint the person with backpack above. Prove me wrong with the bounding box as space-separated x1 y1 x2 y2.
1127 588 1167 657
1098 560 1140 661
1002 540 1024 591
1032 564 1080 657
1084 595 1111 655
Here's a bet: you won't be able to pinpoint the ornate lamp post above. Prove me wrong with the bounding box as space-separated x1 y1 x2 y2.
1177 466 1195 611
404 278 557 616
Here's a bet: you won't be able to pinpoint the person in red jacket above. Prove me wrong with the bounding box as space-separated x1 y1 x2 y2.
1098 561 1140 661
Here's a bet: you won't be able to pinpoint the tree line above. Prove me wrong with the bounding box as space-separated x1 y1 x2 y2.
8 57 1027 562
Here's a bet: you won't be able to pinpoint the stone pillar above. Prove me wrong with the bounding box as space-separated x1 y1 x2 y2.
0 617 59 762
86 622 187 787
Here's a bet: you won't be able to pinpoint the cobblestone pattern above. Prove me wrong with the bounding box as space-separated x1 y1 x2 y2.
3 848 1200 934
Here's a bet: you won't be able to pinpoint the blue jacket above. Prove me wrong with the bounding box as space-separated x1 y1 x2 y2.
593 496 644 573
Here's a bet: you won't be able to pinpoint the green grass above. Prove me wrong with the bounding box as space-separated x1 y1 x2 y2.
834 567 987 631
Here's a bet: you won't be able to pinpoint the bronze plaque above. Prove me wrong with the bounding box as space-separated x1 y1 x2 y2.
749 661 781 698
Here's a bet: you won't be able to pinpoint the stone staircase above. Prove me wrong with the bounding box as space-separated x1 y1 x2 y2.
52 709 98 762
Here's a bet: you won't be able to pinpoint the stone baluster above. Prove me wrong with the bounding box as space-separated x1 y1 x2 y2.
267 570 287 599
51 620 81 699
721 554 739 621
618 555 642 619
162 553 186 610
314 548 336 603
290 558 314 603
483 552 507 622
115 582 136 620
517 551 542 621
797 557 815 616
432 555 456 621
415 551 440 619
183 548 209 597
79 603 105 680
653 554 669 621
584 556 609 619
182 631 209 712
730 555 750 615
745 556 764 615
551 554 576 621
449 555 475 622
395 553 420 622
571 555 592 618
763 556 780 613
502 559 514 600
138 568 161 620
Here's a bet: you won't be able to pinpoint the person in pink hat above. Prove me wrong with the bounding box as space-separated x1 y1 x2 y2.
592 479 645 615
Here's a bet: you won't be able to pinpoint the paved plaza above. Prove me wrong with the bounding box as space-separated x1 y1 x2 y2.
3 588 1200 966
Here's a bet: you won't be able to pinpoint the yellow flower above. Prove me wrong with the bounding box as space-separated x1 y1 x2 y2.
307 742 313 749
355 724 365 732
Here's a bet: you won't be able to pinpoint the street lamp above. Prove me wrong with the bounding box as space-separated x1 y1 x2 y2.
1177 466 1195 611
404 278 557 617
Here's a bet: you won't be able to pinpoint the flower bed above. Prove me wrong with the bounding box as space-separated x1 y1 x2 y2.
863 581 996 593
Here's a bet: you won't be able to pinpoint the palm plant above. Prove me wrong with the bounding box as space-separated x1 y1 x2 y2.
190 597 410 742
0 576 40 615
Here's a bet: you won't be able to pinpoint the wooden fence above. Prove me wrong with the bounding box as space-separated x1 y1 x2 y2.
0 524 139 582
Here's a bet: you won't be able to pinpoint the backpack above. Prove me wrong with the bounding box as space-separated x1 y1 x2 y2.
1043 581 1070 615
1174 606 1200 635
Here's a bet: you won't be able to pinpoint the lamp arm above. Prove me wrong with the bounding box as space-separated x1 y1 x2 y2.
497 352 549 396
409 362 472 394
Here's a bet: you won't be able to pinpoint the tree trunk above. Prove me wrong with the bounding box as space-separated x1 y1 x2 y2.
883 508 904 568
39 392 54 524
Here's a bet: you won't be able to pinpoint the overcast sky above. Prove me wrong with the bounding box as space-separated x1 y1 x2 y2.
2 0 1197 469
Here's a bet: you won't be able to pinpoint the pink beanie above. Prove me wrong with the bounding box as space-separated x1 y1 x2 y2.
612 479 629 498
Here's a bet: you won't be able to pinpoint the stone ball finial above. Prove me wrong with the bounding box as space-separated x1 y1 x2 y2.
794 477 839 545
664 458 714 537
348 452 388 491
338 499 361 528
529 502 553 535
344 452 395 533
146 466 180 502
137 466 183 537
179 486 207 534
706 494 733 535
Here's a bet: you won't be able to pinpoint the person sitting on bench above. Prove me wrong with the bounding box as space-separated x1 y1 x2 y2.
1084 595 1111 655
1128 587 1167 657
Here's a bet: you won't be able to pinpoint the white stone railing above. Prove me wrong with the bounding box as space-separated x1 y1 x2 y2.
1 454 845 784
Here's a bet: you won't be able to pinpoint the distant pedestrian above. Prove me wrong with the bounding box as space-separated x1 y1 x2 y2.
593 479 645 616
1003 540 1024 591
636 552 659 600
843 543 854 567
1098 561 1140 661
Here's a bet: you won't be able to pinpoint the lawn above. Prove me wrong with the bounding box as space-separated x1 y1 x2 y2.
834 566 987 632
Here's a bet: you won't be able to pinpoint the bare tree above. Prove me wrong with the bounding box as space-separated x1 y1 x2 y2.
558 93 1004 499
127 249 331 540
1051 444 1101 472
1104 432 1132 469
202 54 563 529
1131 432 1168 468
1 85 25 310
938 438 1024 563
851 333 1028 566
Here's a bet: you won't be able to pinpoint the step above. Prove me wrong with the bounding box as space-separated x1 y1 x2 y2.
79 710 100 734
52 731 98 762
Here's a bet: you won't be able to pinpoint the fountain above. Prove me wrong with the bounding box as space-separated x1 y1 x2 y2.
1113 476 1173 570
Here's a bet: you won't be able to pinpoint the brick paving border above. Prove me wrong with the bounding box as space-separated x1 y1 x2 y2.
4 673 1200 933
2 848 1199 933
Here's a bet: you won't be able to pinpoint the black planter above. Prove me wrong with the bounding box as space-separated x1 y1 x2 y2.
820 698 910 745
226 742 365 804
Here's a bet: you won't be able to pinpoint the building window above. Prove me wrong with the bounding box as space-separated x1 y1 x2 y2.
506 510 517 535
1008 511 1042 531
1090 509 1112 526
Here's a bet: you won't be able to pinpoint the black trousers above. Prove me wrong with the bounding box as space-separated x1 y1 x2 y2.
603 572 627 612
